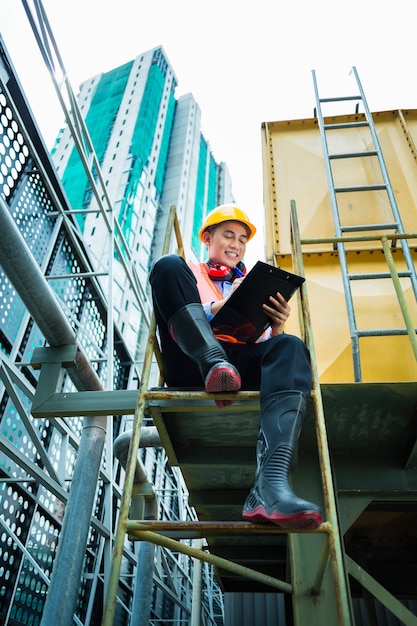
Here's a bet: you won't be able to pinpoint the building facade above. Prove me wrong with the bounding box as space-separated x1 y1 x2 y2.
51 46 234 359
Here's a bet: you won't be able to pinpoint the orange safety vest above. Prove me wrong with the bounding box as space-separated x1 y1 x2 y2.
187 261 223 303
187 261 267 344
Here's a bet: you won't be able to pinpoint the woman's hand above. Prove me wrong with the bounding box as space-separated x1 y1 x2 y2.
263 291 290 336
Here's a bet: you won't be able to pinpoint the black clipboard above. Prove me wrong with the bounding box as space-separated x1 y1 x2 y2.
210 261 305 343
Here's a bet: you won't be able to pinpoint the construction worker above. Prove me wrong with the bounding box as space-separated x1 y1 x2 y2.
149 204 323 530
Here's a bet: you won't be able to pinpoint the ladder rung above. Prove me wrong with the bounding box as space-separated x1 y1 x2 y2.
324 121 369 130
126 519 330 538
334 184 387 193
341 223 398 233
356 328 416 338
329 150 378 160
319 95 362 103
348 271 412 280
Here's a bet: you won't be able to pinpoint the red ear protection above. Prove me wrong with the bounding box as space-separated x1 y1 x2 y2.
207 260 246 281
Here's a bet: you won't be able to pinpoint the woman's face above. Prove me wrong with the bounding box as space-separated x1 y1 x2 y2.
202 221 248 267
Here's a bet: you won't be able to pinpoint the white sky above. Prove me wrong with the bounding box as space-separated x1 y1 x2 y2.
2 0 416 264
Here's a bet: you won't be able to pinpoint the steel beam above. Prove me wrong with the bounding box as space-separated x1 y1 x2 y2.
346 556 417 626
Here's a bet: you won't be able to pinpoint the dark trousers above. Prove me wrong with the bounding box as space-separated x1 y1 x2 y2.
149 254 312 403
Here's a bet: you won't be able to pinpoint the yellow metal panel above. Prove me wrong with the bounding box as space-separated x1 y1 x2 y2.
279 250 417 382
262 109 417 259
263 109 417 383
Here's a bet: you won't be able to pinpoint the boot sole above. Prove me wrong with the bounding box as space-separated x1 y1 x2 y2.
242 505 323 531
205 363 241 394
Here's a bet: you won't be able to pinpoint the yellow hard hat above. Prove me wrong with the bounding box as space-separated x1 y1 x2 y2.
198 203 257 242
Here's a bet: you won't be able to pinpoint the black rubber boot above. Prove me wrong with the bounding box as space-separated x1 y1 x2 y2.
242 391 323 530
168 303 241 405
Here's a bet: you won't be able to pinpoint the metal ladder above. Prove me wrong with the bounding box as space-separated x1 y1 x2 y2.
312 67 417 381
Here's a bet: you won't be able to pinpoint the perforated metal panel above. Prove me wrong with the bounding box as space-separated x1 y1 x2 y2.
0 75 132 625
0 92 29 199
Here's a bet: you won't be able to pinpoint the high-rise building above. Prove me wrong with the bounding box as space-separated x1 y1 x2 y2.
51 46 234 358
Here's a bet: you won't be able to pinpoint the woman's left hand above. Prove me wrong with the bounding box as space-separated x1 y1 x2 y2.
263 292 290 336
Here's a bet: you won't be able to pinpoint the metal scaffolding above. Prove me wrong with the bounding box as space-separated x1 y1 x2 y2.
0 4 224 625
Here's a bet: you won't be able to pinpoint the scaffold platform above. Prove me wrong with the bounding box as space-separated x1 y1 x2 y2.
142 382 417 594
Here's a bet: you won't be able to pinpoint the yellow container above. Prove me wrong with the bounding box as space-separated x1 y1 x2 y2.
262 109 417 382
